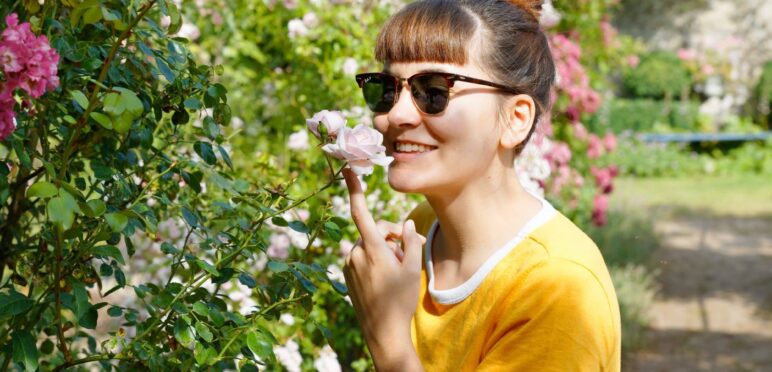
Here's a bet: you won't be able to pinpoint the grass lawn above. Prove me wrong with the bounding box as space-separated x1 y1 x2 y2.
611 174 772 217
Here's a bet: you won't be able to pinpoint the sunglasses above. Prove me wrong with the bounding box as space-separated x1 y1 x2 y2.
355 71 519 115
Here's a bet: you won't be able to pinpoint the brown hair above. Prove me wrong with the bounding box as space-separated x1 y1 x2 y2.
374 0 555 156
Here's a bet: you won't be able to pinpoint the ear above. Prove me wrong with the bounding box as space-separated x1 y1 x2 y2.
500 94 536 150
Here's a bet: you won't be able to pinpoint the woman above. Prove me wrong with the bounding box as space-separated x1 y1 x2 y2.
341 0 621 370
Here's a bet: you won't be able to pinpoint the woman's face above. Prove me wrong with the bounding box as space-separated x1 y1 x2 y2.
373 61 506 196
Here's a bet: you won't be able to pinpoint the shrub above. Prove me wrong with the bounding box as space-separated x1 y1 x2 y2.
610 264 658 353
597 98 701 134
623 51 691 99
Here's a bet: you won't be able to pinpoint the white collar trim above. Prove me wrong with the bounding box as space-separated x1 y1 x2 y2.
424 194 557 305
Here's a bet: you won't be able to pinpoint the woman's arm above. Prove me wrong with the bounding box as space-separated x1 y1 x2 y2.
341 168 426 372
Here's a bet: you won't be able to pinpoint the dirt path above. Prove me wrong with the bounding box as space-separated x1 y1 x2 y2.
627 213 772 371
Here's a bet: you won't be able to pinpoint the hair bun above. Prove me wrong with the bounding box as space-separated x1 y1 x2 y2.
508 0 543 22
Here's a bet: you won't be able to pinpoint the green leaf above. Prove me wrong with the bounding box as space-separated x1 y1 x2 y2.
160 242 179 255
288 220 309 234
107 306 123 317
184 98 202 110
71 90 89 110
181 207 199 227
238 273 256 288
86 199 106 217
48 197 75 230
196 260 220 276
246 332 273 359
79 307 98 329
112 113 133 134
194 141 217 165
195 322 214 342
271 216 288 227
0 290 33 317
12 330 38 372
105 212 128 232
167 2 182 34
92 245 125 264
331 280 348 295
90 112 113 130
324 221 342 242
266 261 289 273
194 343 217 365
26 181 57 199
102 92 124 116
192 302 209 317
114 88 144 116
173 318 195 347
72 280 91 320
218 145 233 170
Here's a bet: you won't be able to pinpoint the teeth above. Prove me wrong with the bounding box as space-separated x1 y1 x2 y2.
395 142 435 153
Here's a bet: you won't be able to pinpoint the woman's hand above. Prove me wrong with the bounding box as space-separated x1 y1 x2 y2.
341 168 426 371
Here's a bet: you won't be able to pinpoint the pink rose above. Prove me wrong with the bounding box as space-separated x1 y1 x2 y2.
592 194 609 226
306 109 346 139
627 55 640 68
586 134 603 159
603 132 617 152
322 124 394 176
267 233 291 260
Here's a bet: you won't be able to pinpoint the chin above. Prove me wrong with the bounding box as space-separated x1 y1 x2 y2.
387 168 427 194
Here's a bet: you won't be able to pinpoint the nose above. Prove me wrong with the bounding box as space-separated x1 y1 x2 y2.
387 82 422 129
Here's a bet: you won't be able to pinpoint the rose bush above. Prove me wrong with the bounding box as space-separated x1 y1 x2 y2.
0 0 653 370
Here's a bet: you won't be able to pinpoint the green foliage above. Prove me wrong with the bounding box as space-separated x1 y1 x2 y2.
596 98 701 134
623 51 692 99
0 1 350 370
608 138 772 177
609 264 657 353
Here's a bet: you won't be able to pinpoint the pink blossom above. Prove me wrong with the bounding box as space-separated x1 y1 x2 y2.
603 132 617 152
701 64 715 76
0 13 60 140
287 129 309 151
539 0 562 29
592 194 609 226
586 134 604 159
572 122 588 141
0 106 15 140
599 19 617 47
306 109 346 139
267 233 291 260
548 142 572 165
322 124 394 176
626 55 640 68
591 166 615 194
677 48 696 61
342 57 358 76
287 19 308 39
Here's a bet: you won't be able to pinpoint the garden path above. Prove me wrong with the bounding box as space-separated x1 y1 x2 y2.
627 212 772 371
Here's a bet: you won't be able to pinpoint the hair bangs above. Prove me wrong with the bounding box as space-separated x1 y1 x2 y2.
374 0 477 65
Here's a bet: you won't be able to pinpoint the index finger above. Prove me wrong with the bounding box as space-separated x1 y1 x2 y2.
342 167 382 248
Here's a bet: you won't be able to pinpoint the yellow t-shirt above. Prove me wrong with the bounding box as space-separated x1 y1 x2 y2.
406 198 621 371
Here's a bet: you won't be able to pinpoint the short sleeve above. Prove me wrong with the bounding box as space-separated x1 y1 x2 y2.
476 258 620 372
405 200 435 238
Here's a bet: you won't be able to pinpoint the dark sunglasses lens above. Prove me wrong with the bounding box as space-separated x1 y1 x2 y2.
361 75 397 113
412 74 450 114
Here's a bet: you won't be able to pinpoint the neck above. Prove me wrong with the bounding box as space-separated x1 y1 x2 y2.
424 166 542 266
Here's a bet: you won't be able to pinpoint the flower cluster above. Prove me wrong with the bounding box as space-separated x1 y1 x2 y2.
0 13 60 140
306 109 394 176
550 34 601 119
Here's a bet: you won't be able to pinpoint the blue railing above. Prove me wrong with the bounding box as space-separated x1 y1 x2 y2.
638 131 772 143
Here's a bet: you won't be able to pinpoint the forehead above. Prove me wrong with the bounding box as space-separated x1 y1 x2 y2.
383 61 491 80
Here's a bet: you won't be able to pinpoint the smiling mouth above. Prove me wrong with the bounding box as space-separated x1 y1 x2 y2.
392 142 438 154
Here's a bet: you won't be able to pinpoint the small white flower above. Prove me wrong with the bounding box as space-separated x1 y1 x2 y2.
288 130 310 151
287 19 309 39
313 345 342 372
280 313 296 326
342 57 358 76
